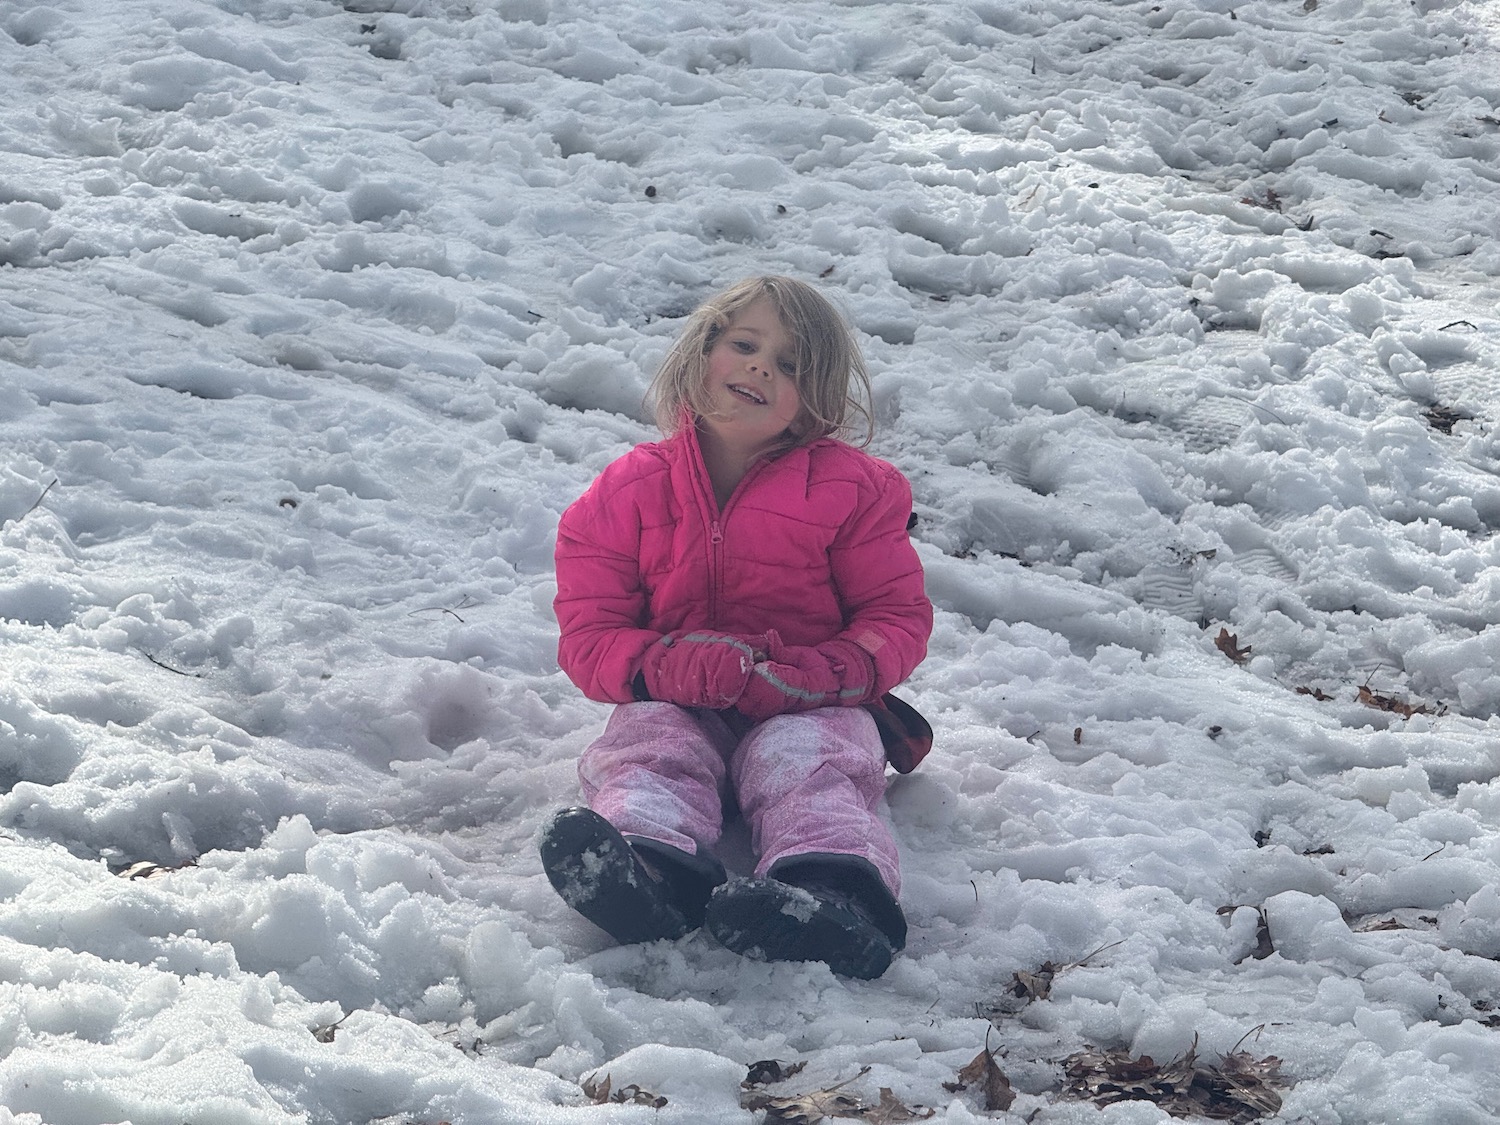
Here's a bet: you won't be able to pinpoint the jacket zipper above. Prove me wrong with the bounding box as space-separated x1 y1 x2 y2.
708 518 725 625
688 427 774 629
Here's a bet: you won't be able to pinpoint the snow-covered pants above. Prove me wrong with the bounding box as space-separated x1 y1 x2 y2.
578 701 900 897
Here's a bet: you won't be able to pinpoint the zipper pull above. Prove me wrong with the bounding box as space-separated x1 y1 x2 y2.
710 520 723 544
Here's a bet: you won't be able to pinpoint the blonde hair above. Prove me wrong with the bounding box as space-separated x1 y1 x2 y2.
648 276 873 449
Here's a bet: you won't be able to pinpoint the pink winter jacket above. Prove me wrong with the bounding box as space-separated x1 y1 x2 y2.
554 427 932 710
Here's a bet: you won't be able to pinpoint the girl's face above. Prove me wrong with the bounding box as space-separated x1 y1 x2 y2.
699 298 803 455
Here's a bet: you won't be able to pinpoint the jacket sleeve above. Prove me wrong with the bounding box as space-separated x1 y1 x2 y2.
827 459 932 696
553 463 662 704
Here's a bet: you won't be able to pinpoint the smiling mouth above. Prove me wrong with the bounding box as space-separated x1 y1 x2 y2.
728 384 767 405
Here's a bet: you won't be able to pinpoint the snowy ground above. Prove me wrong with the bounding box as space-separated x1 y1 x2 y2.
3 0 1500 1122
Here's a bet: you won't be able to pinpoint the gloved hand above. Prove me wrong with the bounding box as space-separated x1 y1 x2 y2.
735 631 878 722
639 631 766 710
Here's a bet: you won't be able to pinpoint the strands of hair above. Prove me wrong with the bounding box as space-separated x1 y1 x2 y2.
647 276 875 449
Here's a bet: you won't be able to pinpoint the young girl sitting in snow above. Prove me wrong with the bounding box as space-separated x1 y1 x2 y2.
541 276 932 979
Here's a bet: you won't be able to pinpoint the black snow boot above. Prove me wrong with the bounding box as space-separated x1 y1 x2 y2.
539 807 725 945
704 855 907 980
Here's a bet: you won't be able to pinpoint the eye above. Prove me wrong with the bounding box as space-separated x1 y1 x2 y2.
777 358 797 376
732 340 755 353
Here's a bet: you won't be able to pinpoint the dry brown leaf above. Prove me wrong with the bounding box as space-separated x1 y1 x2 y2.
948 1048 1015 1112
989 941 1125 1015
117 858 198 880
581 1073 667 1109
1295 686 1334 701
1239 187 1284 212
312 1014 350 1043
1356 684 1439 718
744 1067 871 1123
1423 405 1470 434
615 1084 667 1109
745 1059 808 1087
1201 1050 1284 1120
1064 1037 1284 1123
1012 965 1055 1002
867 1088 936 1123
748 1088 866 1123
1224 906 1274 964
1214 628 1251 664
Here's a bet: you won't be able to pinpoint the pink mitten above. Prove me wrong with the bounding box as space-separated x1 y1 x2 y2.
639 631 764 709
735 633 878 722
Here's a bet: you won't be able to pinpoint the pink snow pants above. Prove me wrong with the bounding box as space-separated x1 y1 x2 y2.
578 702 900 897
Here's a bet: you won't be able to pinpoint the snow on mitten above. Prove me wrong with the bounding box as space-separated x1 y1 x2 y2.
639 631 764 710
735 632 878 721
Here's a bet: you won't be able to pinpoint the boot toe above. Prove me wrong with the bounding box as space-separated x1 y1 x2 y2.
705 878 895 980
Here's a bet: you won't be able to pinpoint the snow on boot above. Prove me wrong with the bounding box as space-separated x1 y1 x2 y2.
539 806 697 945
704 859 904 980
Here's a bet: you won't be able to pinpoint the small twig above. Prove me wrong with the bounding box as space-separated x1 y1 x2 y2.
15 478 59 524
1070 939 1126 969
1235 398 1290 426
823 1066 871 1095
139 649 202 678
1228 1024 1268 1055
1439 320 1478 331
408 594 479 624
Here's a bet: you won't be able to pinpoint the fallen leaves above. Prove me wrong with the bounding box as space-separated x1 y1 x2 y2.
745 1059 808 1087
312 1013 350 1043
1211 628 1447 719
1218 905 1275 963
749 1087 866 1124
581 1073 667 1109
1011 964 1057 1004
1063 1037 1284 1123
866 1088 939 1123
114 858 198 880
1356 684 1443 718
988 941 1124 1015
723 1029 1286 1122
1213 627 1252 664
1422 404 1472 434
741 1064 933 1123
1349 911 1437 934
944 1044 1015 1113
1239 186 1284 212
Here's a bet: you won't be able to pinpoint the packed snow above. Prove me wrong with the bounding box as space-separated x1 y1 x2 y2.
3 0 1500 1121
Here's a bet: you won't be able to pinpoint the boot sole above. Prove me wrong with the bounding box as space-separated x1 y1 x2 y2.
705 879 894 980
539 808 690 944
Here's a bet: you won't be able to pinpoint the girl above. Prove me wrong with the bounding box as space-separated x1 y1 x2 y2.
542 276 932 979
